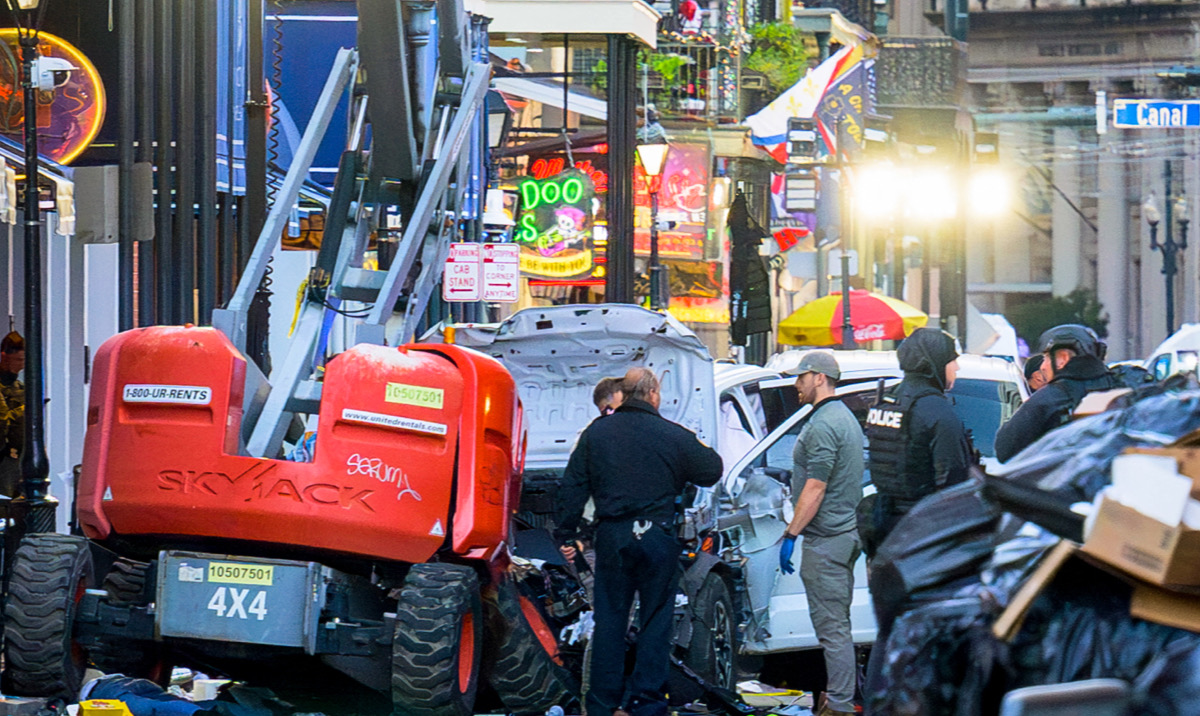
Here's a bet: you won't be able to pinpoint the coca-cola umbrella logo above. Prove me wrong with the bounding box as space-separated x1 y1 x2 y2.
854 323 888 342
779 290 928 347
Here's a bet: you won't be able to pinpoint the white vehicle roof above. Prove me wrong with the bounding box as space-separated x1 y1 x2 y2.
714 362 781 395
765 348 1027 391
1145 323 1200 364
451 304 719 473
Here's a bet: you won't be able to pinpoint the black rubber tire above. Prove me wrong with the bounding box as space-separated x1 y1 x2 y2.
672 573 737 703
486 581 579 715
391 564 483 716
91 558 162 679
3 534 95 700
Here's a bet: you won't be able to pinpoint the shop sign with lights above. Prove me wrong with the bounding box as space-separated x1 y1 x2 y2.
514 168 597 279
634 142 711 261
0 30 105 165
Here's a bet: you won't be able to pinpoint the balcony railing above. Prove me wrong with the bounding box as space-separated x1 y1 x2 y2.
875 36 968 109
645 41 739 123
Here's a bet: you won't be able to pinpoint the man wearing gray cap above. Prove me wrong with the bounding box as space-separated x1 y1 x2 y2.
778 351 863 716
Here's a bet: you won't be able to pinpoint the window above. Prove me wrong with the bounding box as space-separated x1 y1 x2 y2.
1178 351 1198 376
751 383 800 434
1152 355 1173 382
721 394 755 434
841 390 881 430
764 421 802 473
947 378 1019 458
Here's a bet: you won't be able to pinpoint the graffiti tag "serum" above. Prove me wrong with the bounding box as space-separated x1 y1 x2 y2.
346 453 422 502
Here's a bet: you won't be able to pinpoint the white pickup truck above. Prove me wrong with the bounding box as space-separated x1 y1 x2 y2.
453 308 1028 698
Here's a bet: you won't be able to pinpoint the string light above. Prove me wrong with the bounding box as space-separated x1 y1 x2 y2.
660 28 751 54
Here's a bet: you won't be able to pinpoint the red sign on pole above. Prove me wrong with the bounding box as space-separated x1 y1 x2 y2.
482 243 520 303
443 243 481 302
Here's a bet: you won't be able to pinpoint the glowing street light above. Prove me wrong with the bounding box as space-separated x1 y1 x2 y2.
636 140 671 310
854 165 1012 223
853 163 902 222
969 168 1010 217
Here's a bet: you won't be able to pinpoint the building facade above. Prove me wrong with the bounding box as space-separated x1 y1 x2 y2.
889 0 1200 360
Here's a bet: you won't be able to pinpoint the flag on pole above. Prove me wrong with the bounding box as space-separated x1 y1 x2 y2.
745 44 865 163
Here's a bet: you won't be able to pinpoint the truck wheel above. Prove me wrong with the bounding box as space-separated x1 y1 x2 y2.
486 581 578 715
391 564 483 716
3 534 95 700
673 573 736 702
91 559 163 680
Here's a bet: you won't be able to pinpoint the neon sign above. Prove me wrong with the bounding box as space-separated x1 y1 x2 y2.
0 30 106 165
514 168 597 279
530 157 608 193
519 174 586 212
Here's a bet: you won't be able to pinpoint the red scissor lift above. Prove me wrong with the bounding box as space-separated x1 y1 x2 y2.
0 4 576 715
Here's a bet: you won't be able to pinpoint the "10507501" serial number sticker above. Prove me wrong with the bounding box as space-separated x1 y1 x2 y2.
208 562 274 586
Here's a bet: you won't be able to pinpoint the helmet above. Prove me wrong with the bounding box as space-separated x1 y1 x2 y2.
1037 324 1106 360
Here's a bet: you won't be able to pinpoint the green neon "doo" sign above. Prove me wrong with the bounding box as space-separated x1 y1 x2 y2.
520 175 586 210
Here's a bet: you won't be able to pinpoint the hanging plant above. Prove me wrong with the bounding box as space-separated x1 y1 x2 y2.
647 52 692 87
743 21 812 95
590 58 608 93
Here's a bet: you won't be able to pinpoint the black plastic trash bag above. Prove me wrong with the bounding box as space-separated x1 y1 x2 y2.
870 476 1002 631
1009 559 1200 714
1131 638 1200 715
991 390 1200 505
981 474 1085 542
864 597 1010 716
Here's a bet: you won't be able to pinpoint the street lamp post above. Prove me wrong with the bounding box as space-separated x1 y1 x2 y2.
6 0 54 535
636 140 670 311
1144 185 1189 339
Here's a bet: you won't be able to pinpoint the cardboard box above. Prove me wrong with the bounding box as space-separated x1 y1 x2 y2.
1081 447 1200 590
1072 388 1131 418
993 540 1077 641
994 542 1200 639
1131 582 1200 633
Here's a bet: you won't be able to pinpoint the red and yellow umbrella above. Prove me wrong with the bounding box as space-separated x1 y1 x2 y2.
779 290 927 346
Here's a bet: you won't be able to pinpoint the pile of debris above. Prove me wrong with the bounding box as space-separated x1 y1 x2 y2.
864 385 1200 715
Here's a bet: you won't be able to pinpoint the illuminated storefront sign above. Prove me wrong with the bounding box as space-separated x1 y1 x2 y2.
0 30 106 165
514 168 597 279
530 157 608 193
634 142 711 261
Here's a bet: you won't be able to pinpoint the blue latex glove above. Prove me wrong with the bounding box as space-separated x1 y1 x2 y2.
779 534 797 574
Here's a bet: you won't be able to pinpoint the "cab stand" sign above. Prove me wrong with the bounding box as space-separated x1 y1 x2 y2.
442 243 481 302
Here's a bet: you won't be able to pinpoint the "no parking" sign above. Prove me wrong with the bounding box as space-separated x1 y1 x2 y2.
442 243 481 302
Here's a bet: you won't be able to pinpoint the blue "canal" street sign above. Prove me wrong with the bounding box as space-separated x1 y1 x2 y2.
1113 99 1200 128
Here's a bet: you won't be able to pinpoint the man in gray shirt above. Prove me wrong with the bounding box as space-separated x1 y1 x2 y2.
778 351 864 716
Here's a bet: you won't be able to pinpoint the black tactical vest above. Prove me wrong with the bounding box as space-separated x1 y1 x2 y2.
866 386 940 507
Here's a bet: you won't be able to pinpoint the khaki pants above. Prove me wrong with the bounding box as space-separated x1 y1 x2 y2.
800 530 861 712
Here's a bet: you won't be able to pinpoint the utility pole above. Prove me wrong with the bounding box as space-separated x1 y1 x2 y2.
837 120 857 350
10 0 55 536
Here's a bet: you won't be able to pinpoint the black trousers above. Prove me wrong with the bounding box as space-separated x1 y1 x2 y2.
587 519 680 716
866 494 914 560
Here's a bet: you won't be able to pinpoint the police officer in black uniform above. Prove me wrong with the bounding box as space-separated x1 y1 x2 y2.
995 324 1136 462
864 327 972 558
556 367 723 716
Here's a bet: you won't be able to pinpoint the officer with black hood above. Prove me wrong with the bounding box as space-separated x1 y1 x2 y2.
995 324 1121 462
864 327 972 557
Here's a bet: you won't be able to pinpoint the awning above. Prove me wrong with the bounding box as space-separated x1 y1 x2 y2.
493 77 608 120
465 0 660 47
497 129 607 158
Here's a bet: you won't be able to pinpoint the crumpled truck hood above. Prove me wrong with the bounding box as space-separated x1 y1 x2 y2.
453 304 718 473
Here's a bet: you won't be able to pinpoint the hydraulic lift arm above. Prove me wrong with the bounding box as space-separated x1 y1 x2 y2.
213 0 492 459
